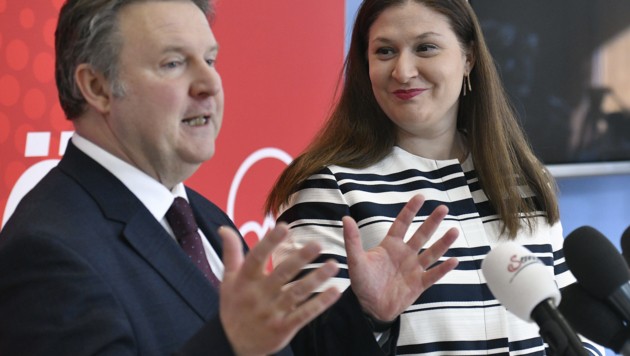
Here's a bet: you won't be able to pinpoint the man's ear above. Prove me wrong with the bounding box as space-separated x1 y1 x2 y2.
75 63 113 114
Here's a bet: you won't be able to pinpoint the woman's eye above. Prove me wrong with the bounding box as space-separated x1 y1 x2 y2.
375 47 395 56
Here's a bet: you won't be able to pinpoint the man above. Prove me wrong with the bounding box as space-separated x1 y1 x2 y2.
0 0 459 355
0 0 341 354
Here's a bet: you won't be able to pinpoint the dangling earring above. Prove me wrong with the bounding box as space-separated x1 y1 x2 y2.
463 73 472 96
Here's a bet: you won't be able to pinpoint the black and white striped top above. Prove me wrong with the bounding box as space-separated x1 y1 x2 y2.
275 146 603 355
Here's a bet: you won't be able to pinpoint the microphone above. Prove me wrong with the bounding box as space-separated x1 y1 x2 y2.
559 283 630 355
482 242 587 356
563 226 630 323
621 225 630 267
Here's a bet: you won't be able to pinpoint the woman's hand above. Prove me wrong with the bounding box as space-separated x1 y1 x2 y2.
343 194 459 321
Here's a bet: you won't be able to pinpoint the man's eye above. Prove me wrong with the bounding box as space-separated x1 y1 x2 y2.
163 60 183 69
417 44 438 52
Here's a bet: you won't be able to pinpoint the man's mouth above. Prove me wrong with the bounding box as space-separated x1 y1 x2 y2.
183 115 209 127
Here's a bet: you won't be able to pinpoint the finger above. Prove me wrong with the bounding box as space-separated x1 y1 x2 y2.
239 223 290 279
418 227 459 270
219 226 245 279
284 286 342 333
406 204 449 251
342 216 365 267
386 194 425 240
414 257 459 289
267 241 323 289
274 260 339 311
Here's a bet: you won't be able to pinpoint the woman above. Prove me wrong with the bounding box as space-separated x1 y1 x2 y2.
267 0 602 354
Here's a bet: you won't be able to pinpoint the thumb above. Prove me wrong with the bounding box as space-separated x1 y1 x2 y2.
342 216 365 266
218 226 245 278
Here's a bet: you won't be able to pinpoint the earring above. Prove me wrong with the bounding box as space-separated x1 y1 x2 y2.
463 74 472 96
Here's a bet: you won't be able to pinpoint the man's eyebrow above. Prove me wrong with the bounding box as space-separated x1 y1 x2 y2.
160 43 219 54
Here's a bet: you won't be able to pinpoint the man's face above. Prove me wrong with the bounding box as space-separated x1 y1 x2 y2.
106 1 223 187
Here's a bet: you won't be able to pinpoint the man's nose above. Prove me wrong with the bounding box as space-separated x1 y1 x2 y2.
190 61 222 98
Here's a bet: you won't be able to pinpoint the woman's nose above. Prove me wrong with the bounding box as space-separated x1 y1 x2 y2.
392 51 419 83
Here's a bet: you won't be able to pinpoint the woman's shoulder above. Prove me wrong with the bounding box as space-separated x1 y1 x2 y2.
327 147 472 178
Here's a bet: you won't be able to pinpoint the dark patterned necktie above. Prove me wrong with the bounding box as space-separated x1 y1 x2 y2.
166 197 220 288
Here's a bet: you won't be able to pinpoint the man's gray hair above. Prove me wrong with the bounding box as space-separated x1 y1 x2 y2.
55 0 213 119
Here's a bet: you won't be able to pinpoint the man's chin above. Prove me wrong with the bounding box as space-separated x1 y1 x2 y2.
186 149 215 166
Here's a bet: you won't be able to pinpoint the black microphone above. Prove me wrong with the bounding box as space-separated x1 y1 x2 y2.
482 242 588 356
621 225 630 268
563 226 630 323
559 283 630 355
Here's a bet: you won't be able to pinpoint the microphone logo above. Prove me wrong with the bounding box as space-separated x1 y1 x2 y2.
507 254 543 277
482 242 561 322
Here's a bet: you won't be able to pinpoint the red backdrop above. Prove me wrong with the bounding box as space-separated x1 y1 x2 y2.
0 0 345 248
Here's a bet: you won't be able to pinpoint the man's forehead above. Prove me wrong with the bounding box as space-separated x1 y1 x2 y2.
117 1 208 29
117 1 215 46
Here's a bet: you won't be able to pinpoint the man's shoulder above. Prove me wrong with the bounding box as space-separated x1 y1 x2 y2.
0 161 133 250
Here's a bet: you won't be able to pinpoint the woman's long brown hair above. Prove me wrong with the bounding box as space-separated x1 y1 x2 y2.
265 0 558 238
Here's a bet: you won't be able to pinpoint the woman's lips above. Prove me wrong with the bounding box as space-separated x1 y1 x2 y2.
393 89 424 100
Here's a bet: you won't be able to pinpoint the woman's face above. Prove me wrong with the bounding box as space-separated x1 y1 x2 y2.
367 1 472 140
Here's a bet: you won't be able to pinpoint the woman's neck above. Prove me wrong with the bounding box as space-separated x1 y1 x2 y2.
396 129 468 161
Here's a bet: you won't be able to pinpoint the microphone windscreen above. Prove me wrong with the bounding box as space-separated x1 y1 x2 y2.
621 225 630 267
559 283 630 353
563 226 630 299
481 242 560 321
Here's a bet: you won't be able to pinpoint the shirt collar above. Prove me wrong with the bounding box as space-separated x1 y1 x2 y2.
71 133 187 222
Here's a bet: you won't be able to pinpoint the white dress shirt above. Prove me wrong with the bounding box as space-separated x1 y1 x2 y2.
72 133 224 280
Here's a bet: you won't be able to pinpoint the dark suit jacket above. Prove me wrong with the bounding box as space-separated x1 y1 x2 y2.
0 142 292 355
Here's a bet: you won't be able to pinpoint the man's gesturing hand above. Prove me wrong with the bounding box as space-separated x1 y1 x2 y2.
219 223 340 356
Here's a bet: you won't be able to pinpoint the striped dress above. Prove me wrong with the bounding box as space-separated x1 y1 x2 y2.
274 146 603 355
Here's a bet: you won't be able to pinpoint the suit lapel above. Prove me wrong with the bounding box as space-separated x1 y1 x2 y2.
187 189 249 258
59 142 218 319
190 203 225 260
123 213 218 319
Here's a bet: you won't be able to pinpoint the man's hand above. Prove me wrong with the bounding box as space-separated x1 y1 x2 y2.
219 223 340 356
343 194 459 322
